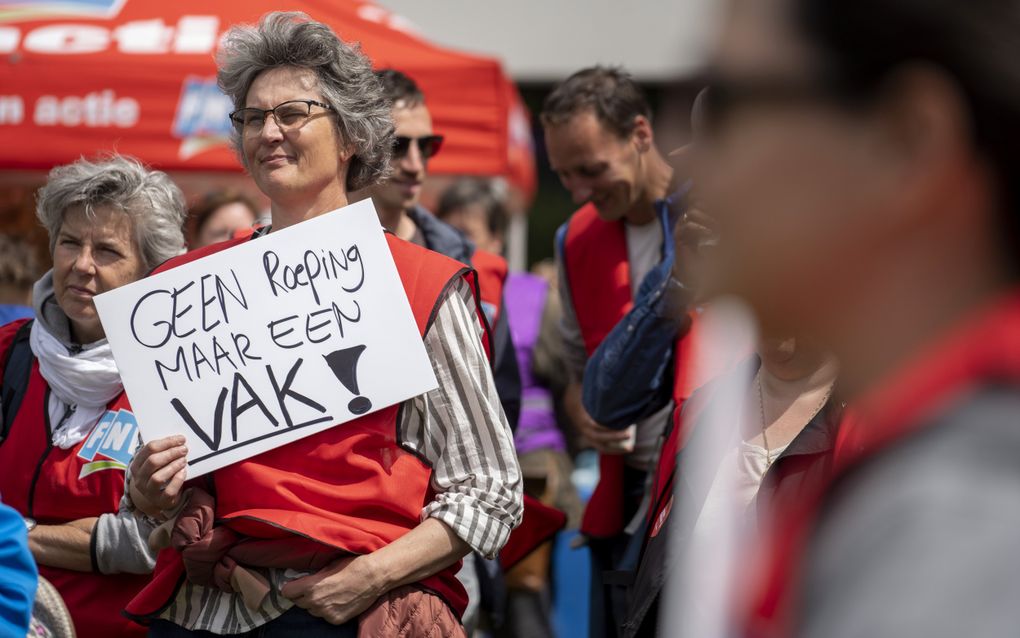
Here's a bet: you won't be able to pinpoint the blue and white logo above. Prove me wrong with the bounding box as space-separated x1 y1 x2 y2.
77 409 138 478
173 76 234 160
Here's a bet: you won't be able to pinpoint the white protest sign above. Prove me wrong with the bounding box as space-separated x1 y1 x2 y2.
94 200 437 477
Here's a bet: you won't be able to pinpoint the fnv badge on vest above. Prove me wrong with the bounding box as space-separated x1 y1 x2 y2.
77 408 138 478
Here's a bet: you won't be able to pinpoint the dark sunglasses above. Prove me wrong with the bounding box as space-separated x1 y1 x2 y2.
393 135 444 160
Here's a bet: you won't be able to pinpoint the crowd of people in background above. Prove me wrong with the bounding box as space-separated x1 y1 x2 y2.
3 1 1020 637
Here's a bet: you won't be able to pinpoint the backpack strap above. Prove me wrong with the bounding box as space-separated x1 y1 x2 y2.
1 319 35 442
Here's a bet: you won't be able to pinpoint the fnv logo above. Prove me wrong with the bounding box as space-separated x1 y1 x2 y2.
173 76 234 160
0 0 127 22
77 409 138 478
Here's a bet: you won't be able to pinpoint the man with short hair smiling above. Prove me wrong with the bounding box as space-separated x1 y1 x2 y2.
544 66 691 637
364 69 520 432
365 70 443 242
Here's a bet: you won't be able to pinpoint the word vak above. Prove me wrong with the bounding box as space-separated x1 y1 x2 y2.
95 201 437 476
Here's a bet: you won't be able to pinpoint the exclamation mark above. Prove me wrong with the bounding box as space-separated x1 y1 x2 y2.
323 345 373 415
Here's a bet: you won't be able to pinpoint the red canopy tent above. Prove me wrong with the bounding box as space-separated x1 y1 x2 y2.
0 0 536 198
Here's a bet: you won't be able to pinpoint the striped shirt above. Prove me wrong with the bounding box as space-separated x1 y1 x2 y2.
158 277 523 633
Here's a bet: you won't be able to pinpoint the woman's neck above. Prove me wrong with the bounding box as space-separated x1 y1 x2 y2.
374 200 405 234
750 353 837 452
393 213 419 242
270 186 348 232
69 318 103 346
759 352 838 399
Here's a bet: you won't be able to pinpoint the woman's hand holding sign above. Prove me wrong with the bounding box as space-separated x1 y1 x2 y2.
129 435 188 519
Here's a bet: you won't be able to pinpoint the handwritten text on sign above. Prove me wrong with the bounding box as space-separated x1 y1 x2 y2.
94 200 437 477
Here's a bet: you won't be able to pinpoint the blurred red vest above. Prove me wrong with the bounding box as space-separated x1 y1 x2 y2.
746 291 1020 638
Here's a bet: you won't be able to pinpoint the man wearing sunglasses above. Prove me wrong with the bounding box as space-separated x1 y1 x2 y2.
365 68 519 424
363 68 523 633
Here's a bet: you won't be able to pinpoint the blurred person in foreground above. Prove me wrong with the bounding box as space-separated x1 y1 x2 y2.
695 0 1020 636
543 65 689 637
0 234 41 323
0 155 185 637
362 69 521 431
439 178 584 638
575 92 841 636
126 12 521 637
188 190 259 249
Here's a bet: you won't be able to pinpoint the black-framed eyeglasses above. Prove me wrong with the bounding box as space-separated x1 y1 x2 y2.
393 135 444 160
229 99 335 135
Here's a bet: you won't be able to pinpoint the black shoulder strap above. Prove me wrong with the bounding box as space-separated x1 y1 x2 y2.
1 319 35 442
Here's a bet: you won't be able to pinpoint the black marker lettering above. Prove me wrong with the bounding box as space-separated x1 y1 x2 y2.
216 270 248 321
199 274 221 331
303 249 322 304
342 245 365 293
305 307 333 344
230 372 278 442
169 281 197 339
232 332 261 364
155 346 191 391
268 315 302 349
191 342 216 378
263 250 284 297
266 359 329 428
130 288 173 348
171 389 226 451
212 336 237 372
330 299 362 339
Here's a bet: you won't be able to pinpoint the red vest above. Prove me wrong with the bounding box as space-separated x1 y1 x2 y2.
231 225 556 575
642 315 709 542
0 320 149 638
127 233 477 622
745 291 1020 638
470 249 507 324
562 204 697 538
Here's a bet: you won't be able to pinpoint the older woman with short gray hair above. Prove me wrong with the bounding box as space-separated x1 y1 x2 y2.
128 11 522 638
216 11 393 193
0 154 185 637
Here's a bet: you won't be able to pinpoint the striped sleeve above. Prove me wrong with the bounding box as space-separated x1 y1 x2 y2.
402 277 524 559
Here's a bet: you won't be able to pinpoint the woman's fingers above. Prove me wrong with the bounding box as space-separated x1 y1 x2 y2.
131 436 186 475
149 455 188 489
129 436 188 510
159 468 188 508
134 438 187 478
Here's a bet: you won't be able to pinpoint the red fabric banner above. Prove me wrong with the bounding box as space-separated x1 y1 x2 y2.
0 0 534 195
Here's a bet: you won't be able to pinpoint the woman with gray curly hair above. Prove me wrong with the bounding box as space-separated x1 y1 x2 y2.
127 11 522 638
0 154 186 638
217 9 393 219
